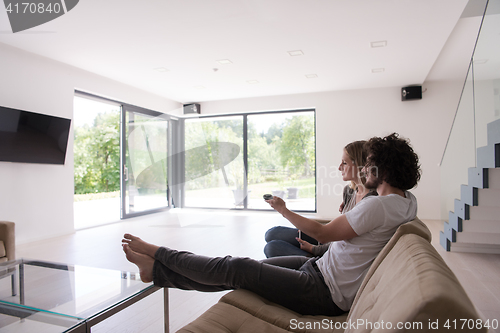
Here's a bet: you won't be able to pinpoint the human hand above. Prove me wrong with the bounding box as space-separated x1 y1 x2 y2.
266 196 287 215
296 237 313 253
339 202 345 213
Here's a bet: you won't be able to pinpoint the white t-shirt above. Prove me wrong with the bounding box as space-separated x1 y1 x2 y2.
316 191 417 311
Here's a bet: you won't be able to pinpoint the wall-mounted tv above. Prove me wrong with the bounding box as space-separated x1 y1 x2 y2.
0 105 71 165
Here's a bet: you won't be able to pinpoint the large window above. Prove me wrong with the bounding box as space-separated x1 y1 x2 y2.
184 110 316 212
74 92 316 225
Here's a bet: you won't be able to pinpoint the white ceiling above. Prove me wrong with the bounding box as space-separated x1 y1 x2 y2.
0 0 478 103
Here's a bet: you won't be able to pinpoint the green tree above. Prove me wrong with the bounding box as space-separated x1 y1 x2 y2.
264 123 283 144
92 112 120 192
74 125 98 194
184 119 243 190
279 115 315 177
74 111 120 194
248 135 280 184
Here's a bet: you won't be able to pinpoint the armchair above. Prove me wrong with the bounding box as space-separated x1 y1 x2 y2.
0 221 15 263
0 221 16 296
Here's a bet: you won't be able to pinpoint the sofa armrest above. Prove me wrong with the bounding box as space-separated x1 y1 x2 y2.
346 232 485 333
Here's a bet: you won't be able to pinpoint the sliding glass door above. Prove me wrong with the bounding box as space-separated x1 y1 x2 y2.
121 104 170 218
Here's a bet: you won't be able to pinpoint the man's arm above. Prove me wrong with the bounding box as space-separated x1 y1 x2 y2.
267 197 358 244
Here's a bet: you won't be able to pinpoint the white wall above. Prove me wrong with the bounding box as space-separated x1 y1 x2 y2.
475 79 498 148
439 77 476 220
199 81 464 220
0 42 181 244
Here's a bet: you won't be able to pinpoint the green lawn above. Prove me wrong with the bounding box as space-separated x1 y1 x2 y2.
185 177 316 199
75 178 316 202
74 191 120 202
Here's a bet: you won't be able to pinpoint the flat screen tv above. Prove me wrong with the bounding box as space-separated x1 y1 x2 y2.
0 105 71 165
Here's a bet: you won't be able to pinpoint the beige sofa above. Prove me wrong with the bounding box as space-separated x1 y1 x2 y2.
178 218 486 332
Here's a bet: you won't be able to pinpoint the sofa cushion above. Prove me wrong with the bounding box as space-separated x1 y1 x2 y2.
219 289 347 333
0 240 5 258
345 234 486 333
178 302 293 333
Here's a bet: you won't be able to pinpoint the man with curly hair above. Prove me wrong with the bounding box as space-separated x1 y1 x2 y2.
122 132 421 316
310 132 421 312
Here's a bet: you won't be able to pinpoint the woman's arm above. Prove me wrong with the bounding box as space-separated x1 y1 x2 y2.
296 239 330 256
267 196 358 244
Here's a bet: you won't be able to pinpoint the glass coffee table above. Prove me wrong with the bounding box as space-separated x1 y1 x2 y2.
0 259 168 332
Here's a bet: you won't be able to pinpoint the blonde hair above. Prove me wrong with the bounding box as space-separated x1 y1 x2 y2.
344 140 367 189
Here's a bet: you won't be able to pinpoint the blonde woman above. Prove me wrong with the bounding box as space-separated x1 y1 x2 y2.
264 140 377 258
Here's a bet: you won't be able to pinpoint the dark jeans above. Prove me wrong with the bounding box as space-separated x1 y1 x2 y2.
152 247 344 316
264 226 319 258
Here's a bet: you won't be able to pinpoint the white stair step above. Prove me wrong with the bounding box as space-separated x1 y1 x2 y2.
487 118 500 146
469 206 500 220
477 188 500 207
456 231 500 245
461 184 477 206
468 167 488 189
440 231 451 251
443 221 456 242
462 219 500 233
489 168 500 189
448 211 462 232
454 199 469 220
477 144 500 169
449 242 500 254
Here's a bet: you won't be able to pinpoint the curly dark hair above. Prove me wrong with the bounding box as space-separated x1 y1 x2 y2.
365 133 421 190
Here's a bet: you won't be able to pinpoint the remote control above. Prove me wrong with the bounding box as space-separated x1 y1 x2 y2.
263 194 273 200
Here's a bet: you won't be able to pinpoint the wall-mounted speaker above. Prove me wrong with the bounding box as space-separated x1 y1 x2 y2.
401 86 422 101
183 103 201 114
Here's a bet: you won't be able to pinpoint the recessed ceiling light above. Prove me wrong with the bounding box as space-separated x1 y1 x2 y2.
371 68 385 73
154 67 169 72
371 41 387 48
247 80 260 84
217 59 233 65
288 50 304 56
305 74 318 79
474 59 488 64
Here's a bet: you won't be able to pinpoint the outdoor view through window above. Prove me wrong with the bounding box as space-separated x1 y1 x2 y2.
73 96 121 229
184 111 316 211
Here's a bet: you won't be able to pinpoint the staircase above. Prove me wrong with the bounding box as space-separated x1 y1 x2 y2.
440 118 500 253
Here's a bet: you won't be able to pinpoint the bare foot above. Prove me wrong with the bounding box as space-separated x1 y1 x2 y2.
123 244 154 283
122 234 159 258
